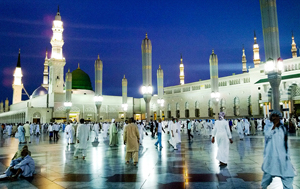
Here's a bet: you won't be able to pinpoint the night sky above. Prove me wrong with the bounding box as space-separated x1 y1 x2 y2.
1 0 300 104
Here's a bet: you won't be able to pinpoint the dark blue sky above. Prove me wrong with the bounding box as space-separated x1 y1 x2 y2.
1 0 300 103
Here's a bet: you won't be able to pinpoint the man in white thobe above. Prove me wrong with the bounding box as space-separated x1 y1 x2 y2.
236 119 244 140
175 118 181 143
168 118 178 150
93 122 100 142
261 111 296 189
244 118 250 136
65 123 74 144
211 112 233 166
109 119 118 146
74 119 90 160
137 121 147 145
103 122 108 139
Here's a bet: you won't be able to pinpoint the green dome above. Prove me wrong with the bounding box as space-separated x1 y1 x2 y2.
71 68 93 90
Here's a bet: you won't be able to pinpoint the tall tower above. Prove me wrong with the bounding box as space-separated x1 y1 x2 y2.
242 46 247 73
48 6 66 94
253 31 261 67
209 50 219 119
122 75 128 117
141 33 152 122
94 55 103 122
291 31 297 58
260 0 280 61
12 49 23 104
42 50 49 90
179 55 185 85
0 101 3 113
157 65 164 118
65 69 72 121
5 98 9 112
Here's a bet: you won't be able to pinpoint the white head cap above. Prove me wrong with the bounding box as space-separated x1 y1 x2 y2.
112 119 115 123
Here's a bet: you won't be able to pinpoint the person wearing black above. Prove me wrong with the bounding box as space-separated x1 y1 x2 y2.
149 120 155 138
187 119 193 141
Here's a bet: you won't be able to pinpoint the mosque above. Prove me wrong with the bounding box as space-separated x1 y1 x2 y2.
0 4 300 124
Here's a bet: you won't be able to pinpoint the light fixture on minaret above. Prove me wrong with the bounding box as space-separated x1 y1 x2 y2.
12 49 23 104
253 31 261 68
291 31 297 58
179 54 185 85
242 45 247 73
94 55 103 122
48 6 66 94
42 49 49 90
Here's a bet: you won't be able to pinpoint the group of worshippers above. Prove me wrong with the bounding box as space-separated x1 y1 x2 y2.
0 145 35 181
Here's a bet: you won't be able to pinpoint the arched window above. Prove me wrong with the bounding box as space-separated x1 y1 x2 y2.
167 104 171 118
248 96 252 115
234 97 240 116
176 103 180 118
185 102 189 118
195 101 200 117
220 98 226 113
208 100 213 117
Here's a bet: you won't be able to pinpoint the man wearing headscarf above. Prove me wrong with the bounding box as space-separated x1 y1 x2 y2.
211 112 233 166
124 118 140 166
236 119 244 140
109 119 118 146
261 111 296 189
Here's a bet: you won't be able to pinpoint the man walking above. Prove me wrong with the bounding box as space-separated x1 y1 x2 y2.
23 122 31 144
124 118 140 166
187 119 193 141
74 119 90 160
261 111 295 189
155 118 165 148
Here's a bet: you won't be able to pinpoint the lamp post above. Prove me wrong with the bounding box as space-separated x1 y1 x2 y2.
211 92 220 120
64 102 72 122
141 85 153 122
264 58 283 112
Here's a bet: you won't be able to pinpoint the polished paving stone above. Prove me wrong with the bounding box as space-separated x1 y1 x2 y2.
0 128 299 189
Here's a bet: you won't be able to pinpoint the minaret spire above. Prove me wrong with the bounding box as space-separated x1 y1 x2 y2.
179 54 185 85
291 31 297 58
13 50 23 104
242 45 247 73
42 49 49 90
253 30 260 68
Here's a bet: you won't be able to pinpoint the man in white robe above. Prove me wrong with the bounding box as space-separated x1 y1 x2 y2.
0 149 34 180
236 119 244 140
103 122 108 139
168 118 178 150
175 118 181 143
74 119 90 160
211 112 233 166
261 111 296 189
7 125 12 136
93 122 100 142
109 119 118 146
65 123 74 145
137 121 147 145
244 118 250 136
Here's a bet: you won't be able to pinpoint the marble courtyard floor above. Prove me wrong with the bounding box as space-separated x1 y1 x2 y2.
0 129 299 189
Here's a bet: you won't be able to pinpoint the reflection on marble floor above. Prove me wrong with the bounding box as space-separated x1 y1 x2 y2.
0 129 299 189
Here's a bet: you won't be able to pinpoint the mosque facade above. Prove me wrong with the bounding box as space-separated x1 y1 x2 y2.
0 5 300 123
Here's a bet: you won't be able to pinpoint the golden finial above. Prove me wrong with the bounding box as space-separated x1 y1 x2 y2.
78 63 80 69
98 54 100 60
123 75 125 79
145 33 148 39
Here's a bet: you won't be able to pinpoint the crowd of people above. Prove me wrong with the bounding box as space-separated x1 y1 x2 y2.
0 114 298 187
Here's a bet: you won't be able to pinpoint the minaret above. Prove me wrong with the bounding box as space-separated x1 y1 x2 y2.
5 98 9 112
157 65 164 99
12 49 23 104
260 0 280 61
42 50 49 90
48 6 66 94
94 55 103 122
122 75 128 117
253 31 261 67
242 45 247 73
0 101 3 113
209 50 219 119
179 54 184 85
157 65 164 118
291 31 297 58
64 69 72 121
141 33 152 122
